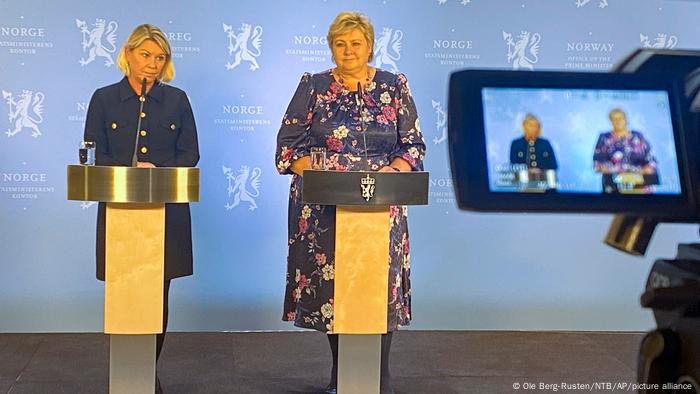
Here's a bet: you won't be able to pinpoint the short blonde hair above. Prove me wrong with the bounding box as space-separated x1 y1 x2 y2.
522 113 540 126
522 113 541 138
327 11 375 62
609 108 627 120
116 24 174 82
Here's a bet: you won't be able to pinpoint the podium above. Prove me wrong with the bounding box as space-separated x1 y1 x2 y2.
302 170 428 394
67 165 199 393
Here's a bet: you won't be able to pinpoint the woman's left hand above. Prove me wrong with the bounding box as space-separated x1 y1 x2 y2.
379 166 399 173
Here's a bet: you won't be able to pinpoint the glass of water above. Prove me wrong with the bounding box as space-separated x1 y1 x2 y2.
310 147 326 170
79 140 96 165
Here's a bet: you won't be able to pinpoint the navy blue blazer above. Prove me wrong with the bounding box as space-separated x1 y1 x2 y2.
509 136 558 170
84 77 200 281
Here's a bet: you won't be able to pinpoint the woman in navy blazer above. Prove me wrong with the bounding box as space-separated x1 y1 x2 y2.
83 24 199 392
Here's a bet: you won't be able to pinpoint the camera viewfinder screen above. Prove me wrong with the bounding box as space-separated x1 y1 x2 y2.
482 87 681 195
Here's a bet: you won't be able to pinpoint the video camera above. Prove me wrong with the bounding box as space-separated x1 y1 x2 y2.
448 49 700 392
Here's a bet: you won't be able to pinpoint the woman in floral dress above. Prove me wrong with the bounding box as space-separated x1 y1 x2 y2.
593 108 658 193
275 11 425 393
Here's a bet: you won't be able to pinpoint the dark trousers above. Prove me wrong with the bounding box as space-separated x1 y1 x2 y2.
156 280 171 361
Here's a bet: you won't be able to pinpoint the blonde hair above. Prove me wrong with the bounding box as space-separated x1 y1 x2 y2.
327 11 375 62
522 113 540 125
116 24 174 82
522 113 541 138
609 107 627 120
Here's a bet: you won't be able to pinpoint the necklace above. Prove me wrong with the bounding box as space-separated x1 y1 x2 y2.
333 68 371 90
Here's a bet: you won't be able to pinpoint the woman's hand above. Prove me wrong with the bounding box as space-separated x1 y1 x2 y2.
290 156 312 176
379 158 411 172
641 166 656 175
137 161 156 168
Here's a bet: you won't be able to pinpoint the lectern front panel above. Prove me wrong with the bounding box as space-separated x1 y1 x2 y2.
104 203 165 334
333 206 390 334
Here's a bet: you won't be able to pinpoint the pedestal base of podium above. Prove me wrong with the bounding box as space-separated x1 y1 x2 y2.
338 334 381 394
109 334 155 394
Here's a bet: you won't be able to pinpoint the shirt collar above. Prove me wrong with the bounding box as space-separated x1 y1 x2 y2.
118 76 165 103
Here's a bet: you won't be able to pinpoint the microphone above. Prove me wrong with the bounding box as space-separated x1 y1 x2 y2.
357 82 369 165
131 78 147 167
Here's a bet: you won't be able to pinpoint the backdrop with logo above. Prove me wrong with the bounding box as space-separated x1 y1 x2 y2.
2 0 700 332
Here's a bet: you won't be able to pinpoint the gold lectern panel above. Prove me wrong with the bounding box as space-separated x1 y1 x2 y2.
333 206 390 334
104 203 165 334
66 165 199 203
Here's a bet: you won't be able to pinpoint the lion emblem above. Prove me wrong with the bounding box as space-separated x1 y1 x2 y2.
575 0 609 8
224 165 261 211
223 23 263 71
640 33 678 49
374 27 403 72
3 90 45 137
436 0 472 5
81 201 97 210
503 30 541 70
431 100 447 145
76 18 118 67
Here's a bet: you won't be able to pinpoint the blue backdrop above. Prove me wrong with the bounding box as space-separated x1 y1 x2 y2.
2 0 699 332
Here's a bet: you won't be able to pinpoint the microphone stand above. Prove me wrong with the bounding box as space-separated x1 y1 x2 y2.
131 78 147 167
357 82 370 166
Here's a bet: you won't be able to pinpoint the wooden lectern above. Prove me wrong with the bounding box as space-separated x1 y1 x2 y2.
302 170 429 394
67 165 199 394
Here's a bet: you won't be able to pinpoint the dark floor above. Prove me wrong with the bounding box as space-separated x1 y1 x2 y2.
0 331 642 393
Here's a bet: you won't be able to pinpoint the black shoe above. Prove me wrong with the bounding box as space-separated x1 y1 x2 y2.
324 383 337 394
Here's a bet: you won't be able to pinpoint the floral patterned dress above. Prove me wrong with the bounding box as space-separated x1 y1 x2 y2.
593 130 656 173
593 130 657 191
275 69 426 332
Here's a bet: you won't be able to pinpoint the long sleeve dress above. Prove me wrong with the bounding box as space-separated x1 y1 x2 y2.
275 69 426 332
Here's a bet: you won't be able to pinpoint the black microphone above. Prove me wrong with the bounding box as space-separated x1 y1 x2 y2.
131 78 147 167
356 81 370 165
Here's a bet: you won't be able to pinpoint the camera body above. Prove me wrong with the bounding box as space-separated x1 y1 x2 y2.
447 49 700 392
